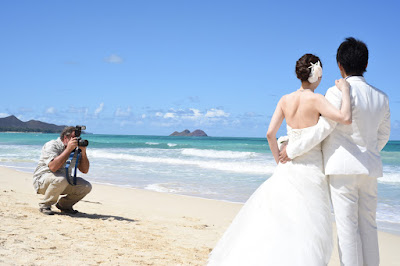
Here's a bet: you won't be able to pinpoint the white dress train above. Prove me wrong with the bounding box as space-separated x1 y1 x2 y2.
208 125 333 266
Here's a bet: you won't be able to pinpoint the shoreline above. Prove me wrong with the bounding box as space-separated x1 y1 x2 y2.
4 164 400 235
1 166 400 265
3 165 247 205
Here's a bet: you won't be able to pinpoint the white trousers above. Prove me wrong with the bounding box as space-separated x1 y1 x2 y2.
329 174 379 266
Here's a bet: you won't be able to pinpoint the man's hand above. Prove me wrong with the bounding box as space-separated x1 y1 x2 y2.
66 137 78 152
279 144 291 164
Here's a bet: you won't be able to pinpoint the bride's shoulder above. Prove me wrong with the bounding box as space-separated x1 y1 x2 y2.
278 93 293 106
281 91 298 100
309 92 325 102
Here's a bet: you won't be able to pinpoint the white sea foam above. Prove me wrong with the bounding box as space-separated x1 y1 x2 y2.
145 142 159 145
377 203 400 230
167 143 177 147
0 158 36 163
145 183 183 193
181 148 256 159
379 172 400 184
0 164 34 172
88 150 274 175
145 183 219 197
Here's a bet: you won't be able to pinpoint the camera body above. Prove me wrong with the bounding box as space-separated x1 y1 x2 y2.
74 125 89 147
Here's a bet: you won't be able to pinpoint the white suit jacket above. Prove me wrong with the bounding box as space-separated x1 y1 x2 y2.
287 76 391 178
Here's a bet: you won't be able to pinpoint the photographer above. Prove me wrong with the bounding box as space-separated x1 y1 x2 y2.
33 126 92 215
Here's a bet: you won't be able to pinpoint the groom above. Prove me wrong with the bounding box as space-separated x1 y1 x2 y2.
281 37 391 265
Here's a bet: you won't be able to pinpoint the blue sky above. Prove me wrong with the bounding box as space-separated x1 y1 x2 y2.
1 0 399 138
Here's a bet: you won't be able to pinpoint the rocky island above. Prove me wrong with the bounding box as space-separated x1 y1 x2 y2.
169 129 208 137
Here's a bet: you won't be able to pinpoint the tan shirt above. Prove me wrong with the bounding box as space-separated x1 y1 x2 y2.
33 137 78 191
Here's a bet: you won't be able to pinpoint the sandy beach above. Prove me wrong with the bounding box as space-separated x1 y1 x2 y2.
1 166 399 266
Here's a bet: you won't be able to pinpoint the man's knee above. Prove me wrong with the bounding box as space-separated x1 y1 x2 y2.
84 181 92 194
78 179 92 195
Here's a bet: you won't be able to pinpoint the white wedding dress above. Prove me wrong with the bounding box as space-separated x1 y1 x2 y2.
208 124 333 266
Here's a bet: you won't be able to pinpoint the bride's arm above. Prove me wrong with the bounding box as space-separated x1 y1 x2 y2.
267 97 285 164
314 79 352 125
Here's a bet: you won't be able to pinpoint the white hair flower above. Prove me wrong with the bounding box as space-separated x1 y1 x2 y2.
308 61 322 83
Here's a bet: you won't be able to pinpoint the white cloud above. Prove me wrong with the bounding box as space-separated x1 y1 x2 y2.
105 54 123 64
69 106 89 114
205 108 229 118
164 112 175 119
0 113 10 118
115 107 132 117
117 119 143 127
189 108 202 118
232 119 241 126
94 103 104 116
151 122 174 127
45 107 56 114
142 107 235 129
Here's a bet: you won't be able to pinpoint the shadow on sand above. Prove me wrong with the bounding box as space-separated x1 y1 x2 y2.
55 211 137 222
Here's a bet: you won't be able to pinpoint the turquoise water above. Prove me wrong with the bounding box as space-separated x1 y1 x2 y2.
1 132 399 234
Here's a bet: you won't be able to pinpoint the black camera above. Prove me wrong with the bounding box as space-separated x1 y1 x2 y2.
75 125 89 147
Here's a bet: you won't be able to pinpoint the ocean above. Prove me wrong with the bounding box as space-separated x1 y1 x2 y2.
1 132 399 234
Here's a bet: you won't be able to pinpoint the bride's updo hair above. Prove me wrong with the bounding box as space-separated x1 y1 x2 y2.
295 54 322 81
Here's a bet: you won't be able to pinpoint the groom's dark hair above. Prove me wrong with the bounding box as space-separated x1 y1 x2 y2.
336 37 368 76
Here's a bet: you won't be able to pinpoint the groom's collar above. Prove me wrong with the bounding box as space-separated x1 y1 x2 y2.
345 75 366 82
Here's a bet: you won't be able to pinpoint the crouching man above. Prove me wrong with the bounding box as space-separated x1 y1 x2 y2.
33 126 92 215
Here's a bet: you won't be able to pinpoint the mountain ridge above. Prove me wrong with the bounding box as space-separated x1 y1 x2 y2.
0 115 66 133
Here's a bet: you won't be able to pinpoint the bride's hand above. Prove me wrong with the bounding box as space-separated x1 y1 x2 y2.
278 145 291 164
335 78 350 92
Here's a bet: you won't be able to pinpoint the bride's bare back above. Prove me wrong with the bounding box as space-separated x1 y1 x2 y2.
281 90 321 129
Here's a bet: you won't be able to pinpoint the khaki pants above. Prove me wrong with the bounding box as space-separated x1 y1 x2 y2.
37 172 92 209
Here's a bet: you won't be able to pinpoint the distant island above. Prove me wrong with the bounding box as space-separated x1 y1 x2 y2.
0 115 66 133
169 129 208 137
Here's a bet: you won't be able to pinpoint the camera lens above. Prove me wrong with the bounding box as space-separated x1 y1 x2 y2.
78 139 89 147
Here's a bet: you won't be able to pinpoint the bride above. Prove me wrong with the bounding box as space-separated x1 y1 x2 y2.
208 54 352 266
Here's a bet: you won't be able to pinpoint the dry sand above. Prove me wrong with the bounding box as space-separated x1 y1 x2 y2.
1 166 399 265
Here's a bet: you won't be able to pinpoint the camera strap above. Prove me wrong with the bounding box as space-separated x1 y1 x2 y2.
65 148 81 186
